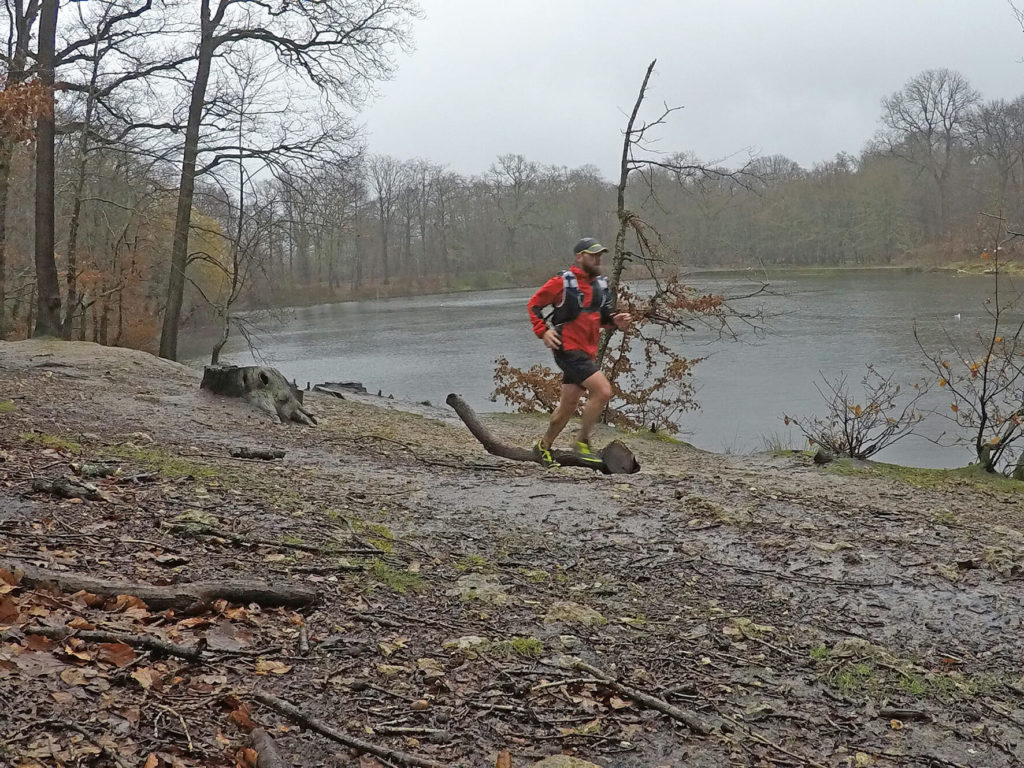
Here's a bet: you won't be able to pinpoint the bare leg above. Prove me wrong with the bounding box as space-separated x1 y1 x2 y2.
542 383 584 448
577 371 612 445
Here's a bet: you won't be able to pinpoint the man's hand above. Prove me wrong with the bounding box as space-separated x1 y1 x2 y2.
542 328 562 350
613 312 632 331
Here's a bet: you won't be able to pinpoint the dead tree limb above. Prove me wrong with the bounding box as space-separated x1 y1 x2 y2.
254 691 447 768
571 659 712 735
230 447 286 460
445 393 639 474
24 625 203 661
250 728 288 768
2 560 317 611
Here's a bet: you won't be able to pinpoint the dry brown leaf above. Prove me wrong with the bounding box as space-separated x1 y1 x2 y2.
97 642 137 668
229 704 257 732
0 568 20 586
23 634 55 652
60 667 91 686
143 753 159 768
68 617 95 630
254 659 291 676
0 596 19 622
496 749 512 768
236 747 258 768
609 695 631 710
112 594 148 612
70 590 104 608
410 699 429 711
131 667 160 690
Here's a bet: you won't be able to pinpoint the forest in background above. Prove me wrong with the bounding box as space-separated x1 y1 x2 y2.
1 1 1021 357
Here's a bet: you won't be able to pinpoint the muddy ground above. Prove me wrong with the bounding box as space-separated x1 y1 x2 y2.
0 339 1022 768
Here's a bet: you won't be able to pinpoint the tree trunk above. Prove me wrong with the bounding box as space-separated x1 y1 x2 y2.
159 13 216 361
597 59 656 367
0 140 13 340
1 560 317 611
32 0 62 338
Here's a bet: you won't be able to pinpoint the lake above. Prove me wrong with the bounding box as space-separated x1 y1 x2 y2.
182 270 1019 469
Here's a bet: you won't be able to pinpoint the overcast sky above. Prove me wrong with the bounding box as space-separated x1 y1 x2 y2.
359 0 1024 180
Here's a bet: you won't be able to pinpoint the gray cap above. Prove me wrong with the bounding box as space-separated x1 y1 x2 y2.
573 237 608 256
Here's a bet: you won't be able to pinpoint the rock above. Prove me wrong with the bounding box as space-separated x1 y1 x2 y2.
544 601 607 626
813 448 834 465
530 757 605 768
446 574 511 605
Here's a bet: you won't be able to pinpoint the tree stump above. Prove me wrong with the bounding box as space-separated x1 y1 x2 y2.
202 365 315 425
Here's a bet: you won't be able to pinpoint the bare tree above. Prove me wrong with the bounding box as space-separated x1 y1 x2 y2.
0 0 40 339
31 0 61 336
877 68 979 239
487 153 538 271
158 0 418 361
367 153 402 286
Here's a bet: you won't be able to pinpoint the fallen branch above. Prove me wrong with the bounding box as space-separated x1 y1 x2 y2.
24 625 203 662
2 560 317 611
32 476 109 502
164 524 378 556
230 447 286 460
250 728 288 768
571 659 712 735
254 691 447 768
446 393 640 474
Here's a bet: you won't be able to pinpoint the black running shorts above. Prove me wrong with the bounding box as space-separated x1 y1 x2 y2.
553 350 601 386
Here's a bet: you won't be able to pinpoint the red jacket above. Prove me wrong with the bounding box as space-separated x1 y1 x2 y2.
528 265 614 359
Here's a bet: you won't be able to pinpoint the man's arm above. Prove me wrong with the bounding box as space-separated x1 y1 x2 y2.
527 276 564 338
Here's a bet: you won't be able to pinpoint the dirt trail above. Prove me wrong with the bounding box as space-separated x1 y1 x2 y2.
1 339 1022 768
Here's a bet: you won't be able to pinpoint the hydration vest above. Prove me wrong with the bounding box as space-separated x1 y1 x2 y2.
550 270 610 327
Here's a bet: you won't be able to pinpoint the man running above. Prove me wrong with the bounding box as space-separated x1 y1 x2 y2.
527 237 632 467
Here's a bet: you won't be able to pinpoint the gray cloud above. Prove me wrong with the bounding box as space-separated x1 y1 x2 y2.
360 0 1024 178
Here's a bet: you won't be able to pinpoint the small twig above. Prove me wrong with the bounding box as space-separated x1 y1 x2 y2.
254 691 447 768
570 660 712 735
718 711 829 768
298 626 309 656
530 677 603 693
24 625 203 662
155 704 193 752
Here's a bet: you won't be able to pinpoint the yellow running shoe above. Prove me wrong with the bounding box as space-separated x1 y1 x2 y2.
573 440 603 465
532 439 560 468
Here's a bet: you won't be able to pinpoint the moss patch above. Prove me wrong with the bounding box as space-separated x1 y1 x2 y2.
826 458 1024 495
0 400 15 413
368 559 423 594
103 443 218 480
20 431 82 454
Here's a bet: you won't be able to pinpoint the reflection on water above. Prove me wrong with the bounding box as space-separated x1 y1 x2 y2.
181 271 1022 469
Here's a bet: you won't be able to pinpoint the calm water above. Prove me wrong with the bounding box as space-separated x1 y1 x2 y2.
183 271 1020 468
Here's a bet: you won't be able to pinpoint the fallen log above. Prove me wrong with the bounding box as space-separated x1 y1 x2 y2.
24 625 203 662
230 447 286 460
250 728 288 768
1 560 317 611
202 365 315 425
32 476 109 502
571 659 712 735
255 692 447 768
446 393 640 474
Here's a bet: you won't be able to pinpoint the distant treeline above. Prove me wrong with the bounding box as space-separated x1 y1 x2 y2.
1 65 1018 349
